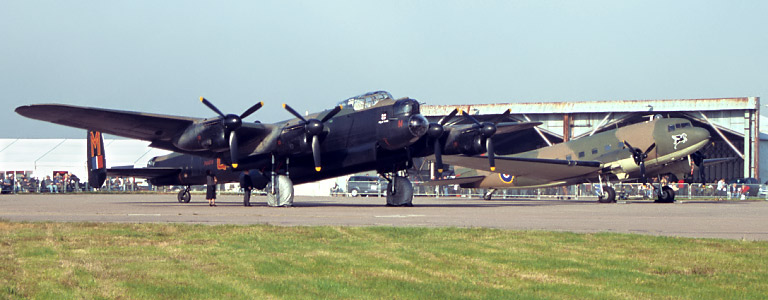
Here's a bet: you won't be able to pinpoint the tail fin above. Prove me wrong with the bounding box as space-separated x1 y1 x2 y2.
87 130 107 188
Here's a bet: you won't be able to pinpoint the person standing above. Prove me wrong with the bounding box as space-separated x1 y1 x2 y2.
206 170 217 207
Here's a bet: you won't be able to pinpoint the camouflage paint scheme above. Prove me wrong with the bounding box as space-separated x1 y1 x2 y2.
437 117 710 189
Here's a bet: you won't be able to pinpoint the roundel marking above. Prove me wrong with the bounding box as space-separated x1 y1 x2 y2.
499 173 514 184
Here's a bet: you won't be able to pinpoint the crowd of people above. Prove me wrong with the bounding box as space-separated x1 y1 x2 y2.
1 173 141 194
1 172 83 193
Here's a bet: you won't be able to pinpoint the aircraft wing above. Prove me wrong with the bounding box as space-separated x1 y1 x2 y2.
494 121 542 135
702 157 736 166
419 176 486 186
107 167 181 178
16 104 197 142
15 104 277 155
442 155 602 181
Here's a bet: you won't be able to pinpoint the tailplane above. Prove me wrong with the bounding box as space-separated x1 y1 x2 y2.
87 130 107 188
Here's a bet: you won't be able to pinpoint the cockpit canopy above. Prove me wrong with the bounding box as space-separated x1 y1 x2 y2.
338 91 393 111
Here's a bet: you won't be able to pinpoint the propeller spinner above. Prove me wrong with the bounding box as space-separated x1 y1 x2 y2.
200 97 263 168
623 140 655 184
283 104 343 172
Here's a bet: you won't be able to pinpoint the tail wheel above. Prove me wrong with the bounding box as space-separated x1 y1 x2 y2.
177 189 191 203
598 186 616 203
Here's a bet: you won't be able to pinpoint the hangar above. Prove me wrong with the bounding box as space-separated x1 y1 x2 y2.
421 97 763 182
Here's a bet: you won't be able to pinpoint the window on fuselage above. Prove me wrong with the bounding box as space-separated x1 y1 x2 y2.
578 151 585 158
604 144 611 151
681 123 691 128
566 155 572 160
668 125 675 132
591 148 598 155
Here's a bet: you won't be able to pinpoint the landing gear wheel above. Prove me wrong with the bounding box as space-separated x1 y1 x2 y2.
266 175 294 207
349 189 359 197
598 186 616 203
243 188 251 206
483 189 496 201
177 189 191 203
386 176 414 207
656 186 676 203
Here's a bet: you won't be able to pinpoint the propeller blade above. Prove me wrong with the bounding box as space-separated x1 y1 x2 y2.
486 138 496 171
623 140 634 151
283 103 308 123
643 143 656 155
311 135 321 172
492 109 511 124
461 110 482 126
434 140 443 177
639 161 647 184
320 105 343 123
438 108 459 126
200 97 225 118
229 131 239 168
240 102 263 119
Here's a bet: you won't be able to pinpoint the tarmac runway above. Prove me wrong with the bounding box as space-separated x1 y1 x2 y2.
2 193 767 241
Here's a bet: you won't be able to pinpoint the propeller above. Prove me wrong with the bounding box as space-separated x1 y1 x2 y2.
691 151 707 183
427 108 459 177
623 140 655 184
461 109 511 171
200 97 263 168
283 104 343 171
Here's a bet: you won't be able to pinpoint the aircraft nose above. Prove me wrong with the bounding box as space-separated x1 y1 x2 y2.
689 126 711 144
408 114 429 137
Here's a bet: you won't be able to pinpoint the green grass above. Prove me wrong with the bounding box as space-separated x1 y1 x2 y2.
1 222 766 299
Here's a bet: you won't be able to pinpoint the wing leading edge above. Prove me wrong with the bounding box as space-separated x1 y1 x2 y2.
442 155 602 182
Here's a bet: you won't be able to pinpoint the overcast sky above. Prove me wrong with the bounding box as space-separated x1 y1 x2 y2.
2 1 767 138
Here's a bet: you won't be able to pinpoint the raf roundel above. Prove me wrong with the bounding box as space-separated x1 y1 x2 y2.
499 173 514 184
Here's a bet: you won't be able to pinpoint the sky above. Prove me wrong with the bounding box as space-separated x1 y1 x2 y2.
2 0 767 138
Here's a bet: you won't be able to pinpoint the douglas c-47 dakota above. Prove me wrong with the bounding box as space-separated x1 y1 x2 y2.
428 116 716 203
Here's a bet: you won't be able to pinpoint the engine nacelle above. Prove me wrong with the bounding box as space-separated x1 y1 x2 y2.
174 122 229 152
443 132 486 156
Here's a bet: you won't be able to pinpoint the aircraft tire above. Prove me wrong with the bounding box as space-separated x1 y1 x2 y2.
598 186 616 203
656 186 675 203
177 190 191 203
386 176 414 206
349 189 359 197
483 192 493 201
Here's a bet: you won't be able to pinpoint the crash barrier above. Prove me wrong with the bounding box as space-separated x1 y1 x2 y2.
3 176 765 201
410 182 768 201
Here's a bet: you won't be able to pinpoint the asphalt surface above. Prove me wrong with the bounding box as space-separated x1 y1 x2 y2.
2 193 767 241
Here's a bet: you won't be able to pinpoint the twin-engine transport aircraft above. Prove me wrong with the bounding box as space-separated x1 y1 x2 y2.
17 91 538 206
428 117 712 203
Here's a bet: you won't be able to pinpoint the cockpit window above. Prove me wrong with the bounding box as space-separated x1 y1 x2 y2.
338 91 393 111
681 123 691 128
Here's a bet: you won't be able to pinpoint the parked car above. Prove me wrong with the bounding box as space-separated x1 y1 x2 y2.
346 176 386 197
728 178 761 197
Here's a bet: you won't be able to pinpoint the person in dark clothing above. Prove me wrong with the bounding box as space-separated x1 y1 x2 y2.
206 170 217 206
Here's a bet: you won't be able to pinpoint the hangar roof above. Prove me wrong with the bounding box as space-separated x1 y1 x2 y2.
421 97 758 116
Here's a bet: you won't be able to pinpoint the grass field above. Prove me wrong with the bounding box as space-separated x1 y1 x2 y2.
1 221 767 299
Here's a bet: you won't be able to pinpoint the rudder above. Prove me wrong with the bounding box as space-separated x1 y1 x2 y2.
87 130 107 188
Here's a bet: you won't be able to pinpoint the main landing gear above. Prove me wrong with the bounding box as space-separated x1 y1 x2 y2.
598 185 616 203
177 186 191 203
384 172 414 206
483 189 497 201
655 185 675 203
